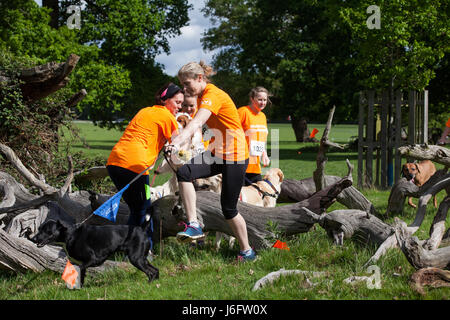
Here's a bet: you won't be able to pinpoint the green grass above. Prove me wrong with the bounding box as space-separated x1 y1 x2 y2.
1 121 449 300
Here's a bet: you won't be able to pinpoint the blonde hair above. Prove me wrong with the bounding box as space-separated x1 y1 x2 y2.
178 60 216 82
249 86 272 106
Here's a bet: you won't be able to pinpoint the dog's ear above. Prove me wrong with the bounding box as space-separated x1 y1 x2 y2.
278 169 284 182
415 163 420 173
56 219 68 230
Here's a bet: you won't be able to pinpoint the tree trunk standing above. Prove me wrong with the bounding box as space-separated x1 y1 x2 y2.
291 116 318 143
42 0 60 28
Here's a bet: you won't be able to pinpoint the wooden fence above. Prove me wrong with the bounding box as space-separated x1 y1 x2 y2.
358 90 428 189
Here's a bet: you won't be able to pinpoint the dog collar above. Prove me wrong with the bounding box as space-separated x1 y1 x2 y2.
262 179 280 196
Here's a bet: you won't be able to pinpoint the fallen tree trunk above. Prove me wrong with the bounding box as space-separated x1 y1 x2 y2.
0 145 354 271
398 144 450 167
279 176 377 215
319 209 393 246
114 176 353 250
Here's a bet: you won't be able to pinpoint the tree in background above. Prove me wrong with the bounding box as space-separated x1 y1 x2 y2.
339 0 449 92
56 0 191 123
202 0 361 141
202 0 450 140
0 0 190 185
0 0 191 127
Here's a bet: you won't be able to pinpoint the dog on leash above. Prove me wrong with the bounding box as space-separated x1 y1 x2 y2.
402 160 437 208
240 168 284 207
30 217 159 287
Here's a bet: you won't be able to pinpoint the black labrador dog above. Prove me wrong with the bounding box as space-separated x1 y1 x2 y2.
30 217 159 287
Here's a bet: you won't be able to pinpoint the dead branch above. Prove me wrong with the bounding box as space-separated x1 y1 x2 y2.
411 267 450 295
398 144 450 167
18 54 80 103
394 218 450 270
313 106 345 192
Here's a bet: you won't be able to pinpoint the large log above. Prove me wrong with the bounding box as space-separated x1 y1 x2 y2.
319 209 393 246
0 158 354 272
279 176 377 215
398 144 450 167
151 192 325 250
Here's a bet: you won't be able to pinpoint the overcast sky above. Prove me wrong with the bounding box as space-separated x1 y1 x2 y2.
34 0 215 76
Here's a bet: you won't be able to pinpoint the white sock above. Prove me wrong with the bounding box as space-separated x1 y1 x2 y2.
189 221 200 228
240 249 252 256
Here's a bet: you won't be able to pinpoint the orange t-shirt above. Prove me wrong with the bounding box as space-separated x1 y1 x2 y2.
238 106 268 174
197 84 248 162
446 117 450 128
106 105 178 174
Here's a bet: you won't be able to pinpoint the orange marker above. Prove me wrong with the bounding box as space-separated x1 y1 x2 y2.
272 240 290 250
62 260 78 289
310 128 319 138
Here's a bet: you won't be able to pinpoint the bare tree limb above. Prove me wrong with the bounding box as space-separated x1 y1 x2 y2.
398 144 450 167
0 143 56 194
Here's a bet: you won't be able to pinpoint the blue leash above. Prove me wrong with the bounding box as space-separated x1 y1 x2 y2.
78 152 166 226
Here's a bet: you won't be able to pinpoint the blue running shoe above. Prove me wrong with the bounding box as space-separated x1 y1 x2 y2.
237 248 257 262
176 222 205 243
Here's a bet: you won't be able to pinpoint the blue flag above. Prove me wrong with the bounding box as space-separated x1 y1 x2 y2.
93 184 130 222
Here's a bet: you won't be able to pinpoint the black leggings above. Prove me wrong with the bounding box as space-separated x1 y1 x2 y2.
244 173 262 186
176 151 249 220
106 165 154 249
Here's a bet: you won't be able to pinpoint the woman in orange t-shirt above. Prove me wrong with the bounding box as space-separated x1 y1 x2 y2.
166 61 256 261
238 87 271 186
106 83 183 249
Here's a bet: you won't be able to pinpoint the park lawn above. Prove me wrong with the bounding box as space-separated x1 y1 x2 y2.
1 121 448 300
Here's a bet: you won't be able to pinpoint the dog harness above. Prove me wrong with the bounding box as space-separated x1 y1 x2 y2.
249 179 279 199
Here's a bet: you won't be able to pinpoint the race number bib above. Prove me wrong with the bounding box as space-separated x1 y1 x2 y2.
249 140 265 157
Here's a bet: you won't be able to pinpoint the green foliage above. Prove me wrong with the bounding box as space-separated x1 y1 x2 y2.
69 61 132 125
338 0 450 90
0 0 190 127
0 50 77 187
202 0 450 123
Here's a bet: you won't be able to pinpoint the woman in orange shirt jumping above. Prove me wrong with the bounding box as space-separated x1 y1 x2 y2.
238 87 271 186
166 61 256 261
106 83 183 249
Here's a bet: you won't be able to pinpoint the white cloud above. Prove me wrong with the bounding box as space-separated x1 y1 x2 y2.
156 0 217 76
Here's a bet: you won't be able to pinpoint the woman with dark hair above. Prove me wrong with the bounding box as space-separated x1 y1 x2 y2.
106 83 183 250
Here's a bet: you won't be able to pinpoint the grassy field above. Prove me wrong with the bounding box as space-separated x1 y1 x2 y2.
1 121 448 301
